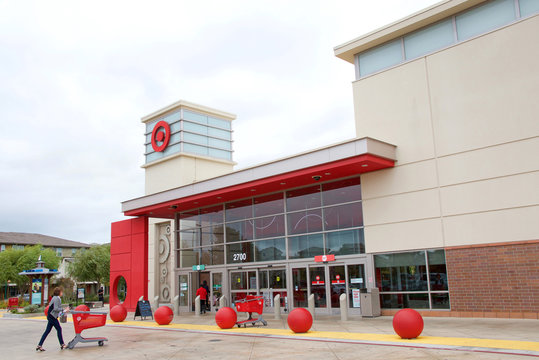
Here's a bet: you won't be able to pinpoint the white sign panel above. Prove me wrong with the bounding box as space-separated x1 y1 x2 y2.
352 289 361 308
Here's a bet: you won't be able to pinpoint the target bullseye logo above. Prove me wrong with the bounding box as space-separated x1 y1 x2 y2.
151 121 171 152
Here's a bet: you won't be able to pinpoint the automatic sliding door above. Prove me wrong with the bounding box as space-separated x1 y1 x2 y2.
310 266 327 308
292 267 308 307
329 265 346 309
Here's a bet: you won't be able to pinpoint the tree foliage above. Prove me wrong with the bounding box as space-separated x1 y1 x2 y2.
0 245 60 294
67 244 110 285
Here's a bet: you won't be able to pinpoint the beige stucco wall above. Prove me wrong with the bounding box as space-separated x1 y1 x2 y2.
144 154 234 195
355 15 539 253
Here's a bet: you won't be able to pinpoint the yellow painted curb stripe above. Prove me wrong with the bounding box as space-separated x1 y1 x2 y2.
107 320 539 352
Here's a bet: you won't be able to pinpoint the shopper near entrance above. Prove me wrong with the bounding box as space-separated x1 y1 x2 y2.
98 286 104 302
202 280 210 311
36 287 70 351
196 284 208 314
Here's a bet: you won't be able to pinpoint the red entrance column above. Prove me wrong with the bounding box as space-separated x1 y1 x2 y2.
110 217 148 311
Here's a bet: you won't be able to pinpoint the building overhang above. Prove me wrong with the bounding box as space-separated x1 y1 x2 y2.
122 137 396 219
334 0 486 63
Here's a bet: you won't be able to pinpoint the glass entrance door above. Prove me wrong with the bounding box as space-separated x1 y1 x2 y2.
297 262 367 315
211 272 223 311
329 265 346 312
347 264 366 313
310 266 326 308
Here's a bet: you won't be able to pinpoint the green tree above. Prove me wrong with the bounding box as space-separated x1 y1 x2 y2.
67 244 110 286
0 245 60 296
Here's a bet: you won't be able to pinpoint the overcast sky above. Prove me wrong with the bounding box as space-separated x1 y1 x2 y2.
0 0 438 245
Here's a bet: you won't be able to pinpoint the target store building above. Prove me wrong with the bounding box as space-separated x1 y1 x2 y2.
110 0 539 319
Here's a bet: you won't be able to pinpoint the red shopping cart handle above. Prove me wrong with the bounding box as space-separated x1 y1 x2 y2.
71 311 108 315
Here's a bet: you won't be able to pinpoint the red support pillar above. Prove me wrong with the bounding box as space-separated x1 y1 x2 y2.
110 217 148 311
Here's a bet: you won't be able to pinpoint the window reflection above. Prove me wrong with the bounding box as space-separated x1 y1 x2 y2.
326 229 365 255
288 234 324 259
254 193 284 217
225 221 254 242
286 185 321 211
287 209 323 235
322 177 361 206
254 238 286 261
253 215 285 239
323 202 363 230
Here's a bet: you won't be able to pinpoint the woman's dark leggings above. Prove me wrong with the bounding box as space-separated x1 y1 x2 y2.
38 315 64 346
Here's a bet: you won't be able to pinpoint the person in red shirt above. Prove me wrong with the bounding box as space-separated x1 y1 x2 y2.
195 284 208 314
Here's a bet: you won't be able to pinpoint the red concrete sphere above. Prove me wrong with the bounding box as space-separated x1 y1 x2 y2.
215 307 237 329
154 306 174 325
44 306 49 316
287 308 313 333
75 304 90 312
110 304 128 322
393 308 424 339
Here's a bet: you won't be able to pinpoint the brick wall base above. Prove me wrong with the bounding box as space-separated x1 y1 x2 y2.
380 309 539 319
442 240 539 319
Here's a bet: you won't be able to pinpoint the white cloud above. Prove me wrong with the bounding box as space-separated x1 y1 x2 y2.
0 0 438 243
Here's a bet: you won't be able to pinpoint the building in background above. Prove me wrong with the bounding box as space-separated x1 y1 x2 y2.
111 0 539 318
0 232 91 298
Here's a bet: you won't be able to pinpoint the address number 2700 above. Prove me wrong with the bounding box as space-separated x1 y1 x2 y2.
233 253 247 261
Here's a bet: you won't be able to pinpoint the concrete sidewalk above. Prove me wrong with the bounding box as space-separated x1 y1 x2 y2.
1 309 538 359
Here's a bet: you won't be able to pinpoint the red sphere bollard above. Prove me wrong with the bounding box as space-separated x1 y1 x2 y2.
393 308 424 339
287 308 313 333
75 304 90 311
215 307 237 329
110 304 128 322
154 306 174 325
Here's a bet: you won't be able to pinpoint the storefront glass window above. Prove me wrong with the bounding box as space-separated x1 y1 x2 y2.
225 220 254 242
179 229 199 248
374 249 450 310
225 199 253 222
287 209 323 235
254 215 285 239
322 177 361 206
199 205 224 226
428 249 448 291
381 293 430 309
200 245 224 265
226 241 254 264
323 202 363 230
288 234 324 259
180 210 199 229
254 193 284 217
326 229 365 255
176 176 364 268
254 238 286 261
375 251 427 291
286 185 321 211
180 248 199 267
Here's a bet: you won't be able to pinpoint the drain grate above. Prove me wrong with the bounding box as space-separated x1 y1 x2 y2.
208 339 222 342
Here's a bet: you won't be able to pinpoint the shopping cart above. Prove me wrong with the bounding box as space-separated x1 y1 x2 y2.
67 310 108 349
235 295 267 327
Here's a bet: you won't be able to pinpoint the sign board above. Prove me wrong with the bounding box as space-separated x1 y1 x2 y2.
134 300 154 320
77 288 85 299
314 254 335 263
331 280 345 284
311 280 325 285
43 278 49 302
31 278 42 305
352 289 361 308
192 265 206 271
